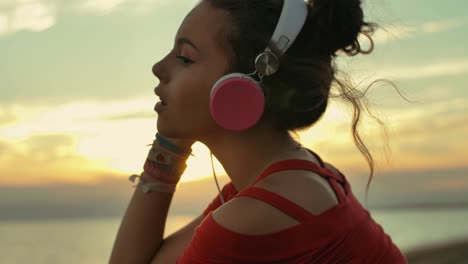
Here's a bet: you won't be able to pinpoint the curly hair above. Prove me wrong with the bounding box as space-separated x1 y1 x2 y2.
204 0 388 192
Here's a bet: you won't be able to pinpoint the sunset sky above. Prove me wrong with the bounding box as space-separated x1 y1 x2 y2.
1 0 467 219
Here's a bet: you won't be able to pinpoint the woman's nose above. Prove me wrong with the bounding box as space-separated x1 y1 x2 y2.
152 53 170 82
152 60 163 80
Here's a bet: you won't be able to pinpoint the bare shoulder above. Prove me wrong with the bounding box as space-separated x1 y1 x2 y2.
211 168 340 235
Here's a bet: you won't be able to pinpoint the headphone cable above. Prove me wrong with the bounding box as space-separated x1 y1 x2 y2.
210 151 225 204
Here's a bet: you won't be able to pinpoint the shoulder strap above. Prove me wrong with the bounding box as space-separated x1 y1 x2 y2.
248 155 349 213
254 159 345 185
235 186 313 222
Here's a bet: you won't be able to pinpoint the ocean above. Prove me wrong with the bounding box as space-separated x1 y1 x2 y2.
1 208 468 264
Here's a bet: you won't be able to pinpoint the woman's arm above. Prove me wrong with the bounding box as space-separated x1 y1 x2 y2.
150 214 205 263
110 136 196 263
109 185 175 263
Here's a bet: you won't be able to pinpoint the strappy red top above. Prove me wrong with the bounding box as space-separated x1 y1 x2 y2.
177 155 407 263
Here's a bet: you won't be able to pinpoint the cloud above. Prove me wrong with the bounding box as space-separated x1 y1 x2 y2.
79 0 173 15
0 0 56 36
373 17 468 44
0 98 159 183
80 0 127 14
21 134 75 161
10 0 55 31
0 134 114 186
0 107 16 125
390 102 467 138
302 96 468 173
0 98 154 139
0 13 7 34
0 0 180 36
0 98 230 184
421 18 466 33
101 111 155 121
349 58 468 81
382 59 468 80
0 141 8 156
379 99 468 170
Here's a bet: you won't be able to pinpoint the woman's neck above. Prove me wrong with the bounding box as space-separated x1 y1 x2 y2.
200 125 305 191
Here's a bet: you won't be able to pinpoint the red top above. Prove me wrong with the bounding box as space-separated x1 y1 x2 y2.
177 156 408 263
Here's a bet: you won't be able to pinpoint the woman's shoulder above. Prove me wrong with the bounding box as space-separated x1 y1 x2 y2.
211 165 342 235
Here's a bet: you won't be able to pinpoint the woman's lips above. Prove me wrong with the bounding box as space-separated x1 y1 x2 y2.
155 101 166 112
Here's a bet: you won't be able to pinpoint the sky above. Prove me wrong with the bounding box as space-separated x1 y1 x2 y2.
0 0 467 220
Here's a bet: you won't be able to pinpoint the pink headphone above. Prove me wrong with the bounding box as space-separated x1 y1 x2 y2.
209 0 309 131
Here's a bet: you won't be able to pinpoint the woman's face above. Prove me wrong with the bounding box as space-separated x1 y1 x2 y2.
152 1 230 140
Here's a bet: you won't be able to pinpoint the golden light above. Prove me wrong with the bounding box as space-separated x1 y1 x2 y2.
1 95 467 187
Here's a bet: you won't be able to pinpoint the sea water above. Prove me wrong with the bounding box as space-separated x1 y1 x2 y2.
1 209 467 264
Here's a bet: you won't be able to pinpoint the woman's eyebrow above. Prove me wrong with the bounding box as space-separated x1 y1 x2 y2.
176 37 200 52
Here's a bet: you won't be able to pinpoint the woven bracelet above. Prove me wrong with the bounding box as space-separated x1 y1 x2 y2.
129 173 177 194
148 140 190 164
155 133 192 156
143 159 185 184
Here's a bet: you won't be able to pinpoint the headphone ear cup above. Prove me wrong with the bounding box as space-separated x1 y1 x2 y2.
210 73 265 131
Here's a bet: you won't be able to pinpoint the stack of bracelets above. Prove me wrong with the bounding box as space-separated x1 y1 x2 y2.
129 133 193 194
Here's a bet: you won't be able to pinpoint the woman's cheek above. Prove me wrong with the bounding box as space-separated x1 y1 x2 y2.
173 84 207 114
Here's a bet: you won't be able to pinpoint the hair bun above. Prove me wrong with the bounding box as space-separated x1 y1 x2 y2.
306 0 373 56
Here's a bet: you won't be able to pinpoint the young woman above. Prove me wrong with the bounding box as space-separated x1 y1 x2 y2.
110 0 408 263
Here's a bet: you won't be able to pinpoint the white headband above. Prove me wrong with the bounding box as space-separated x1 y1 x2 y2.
270 0 309 55
255 0 309 77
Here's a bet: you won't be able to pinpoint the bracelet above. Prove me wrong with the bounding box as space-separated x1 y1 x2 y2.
147 140 190 166
143 160 186 184
128 134 191 194
155 133 192 156
129 173 177 194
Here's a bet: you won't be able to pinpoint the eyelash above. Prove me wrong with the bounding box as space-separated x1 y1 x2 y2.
176 55 194 65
